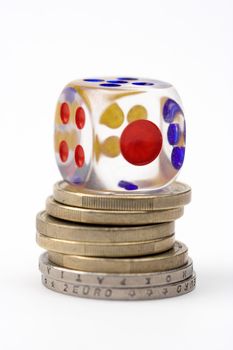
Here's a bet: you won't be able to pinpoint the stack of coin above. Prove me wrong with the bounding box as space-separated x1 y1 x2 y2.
36 181 196 300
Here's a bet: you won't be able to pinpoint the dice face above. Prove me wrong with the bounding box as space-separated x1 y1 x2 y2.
54 77 185 192
54 87 92 184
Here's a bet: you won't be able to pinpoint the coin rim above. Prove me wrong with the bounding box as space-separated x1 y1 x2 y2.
46 196 184 225
48 241 188 273
41 273 196 300
37 211 175 243
36 232 175 257
40 252 193 287
54 181 191 211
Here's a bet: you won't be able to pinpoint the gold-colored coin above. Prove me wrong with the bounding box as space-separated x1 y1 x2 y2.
46 197 184 225
36 232 175 257
48 241 188 273
37 211 175 243
53 181 191 211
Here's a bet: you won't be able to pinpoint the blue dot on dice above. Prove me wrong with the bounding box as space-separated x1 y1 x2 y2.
132 82 154 86
167 123 181 145
171 147 185 170
163 99 183 123
84 79 105 82
62 87 76 103
100 83 122 87
118 180 138 191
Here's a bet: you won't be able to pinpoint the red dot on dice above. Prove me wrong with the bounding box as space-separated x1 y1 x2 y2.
75 107 86 129
75 144 85 167
60 102 70 124
120 120 163 166
59 140 69 162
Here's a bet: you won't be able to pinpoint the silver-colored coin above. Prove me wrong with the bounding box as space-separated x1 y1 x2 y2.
39 252 193 287
46 196 184 225
53 181 191 211
41 273 196 300
36 211 175 243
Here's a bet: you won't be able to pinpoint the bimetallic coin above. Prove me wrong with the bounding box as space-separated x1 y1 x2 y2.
54 181 191 211
36 232 175 257
41 273 196 300
40 252 193 287
37 211 175 243
48 241 188 273
46 197 184 225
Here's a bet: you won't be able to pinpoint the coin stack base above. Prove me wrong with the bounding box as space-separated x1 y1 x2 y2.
36 181 196 300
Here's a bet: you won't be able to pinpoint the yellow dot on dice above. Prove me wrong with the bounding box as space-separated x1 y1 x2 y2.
127 105 148 123
101 136 120 158
100 103 124 128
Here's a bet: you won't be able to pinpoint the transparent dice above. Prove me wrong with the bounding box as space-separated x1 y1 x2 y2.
54 77 185 192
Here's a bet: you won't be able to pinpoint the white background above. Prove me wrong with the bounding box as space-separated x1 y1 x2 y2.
0 0 232 349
